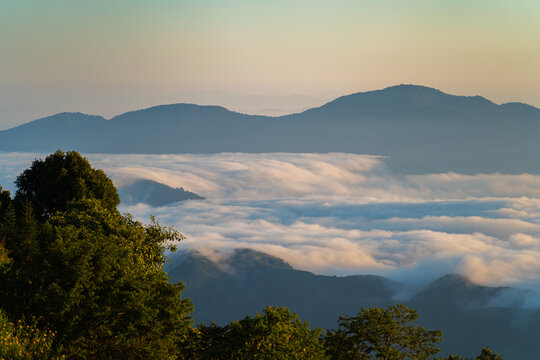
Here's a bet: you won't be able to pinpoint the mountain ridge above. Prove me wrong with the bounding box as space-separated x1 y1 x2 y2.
2 84 540 174
6 85 540 126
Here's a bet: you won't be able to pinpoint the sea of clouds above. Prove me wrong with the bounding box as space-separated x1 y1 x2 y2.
2 152 540 289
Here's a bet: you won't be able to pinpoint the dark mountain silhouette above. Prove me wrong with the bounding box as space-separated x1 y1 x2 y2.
2 85 540 173
117 179 204 206
0 112 108 152
166 249 540 359
166 248 397 327
406 274 538 359
411 274 511 308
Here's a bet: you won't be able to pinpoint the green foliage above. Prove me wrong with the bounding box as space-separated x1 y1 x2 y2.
0 185 11 217
0 151 192 359
0 185 14 274
180 306 329 360
179 322 228 360
1 200 192 359
476 348 504 360
15 150 119 220
0 309 63 360
325 304 443 360
437 347 504 360
0 244 11 278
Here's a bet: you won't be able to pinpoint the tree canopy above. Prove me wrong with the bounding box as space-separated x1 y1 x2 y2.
180 306 328 360
0 151 192 359
325 304 443 360
15 150 120 220
438 347 504 360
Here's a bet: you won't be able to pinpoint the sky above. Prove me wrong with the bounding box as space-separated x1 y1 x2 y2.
1 0 540 129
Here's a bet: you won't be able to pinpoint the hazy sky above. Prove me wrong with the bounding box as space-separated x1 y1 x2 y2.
1 0 540 129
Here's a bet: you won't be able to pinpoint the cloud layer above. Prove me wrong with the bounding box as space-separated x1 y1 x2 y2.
2 152 540 288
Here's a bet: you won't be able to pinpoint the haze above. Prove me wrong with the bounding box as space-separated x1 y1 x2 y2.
2 0 540 129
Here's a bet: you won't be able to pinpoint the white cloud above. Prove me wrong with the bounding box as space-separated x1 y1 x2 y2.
380 216 540 238
3 152 540 289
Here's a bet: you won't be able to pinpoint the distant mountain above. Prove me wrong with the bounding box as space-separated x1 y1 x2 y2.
167 248 397 327
118 179 204 206
411 273 511 308
0 112 108 152
2 85 540 173
167 249 540 359
407 274 538 359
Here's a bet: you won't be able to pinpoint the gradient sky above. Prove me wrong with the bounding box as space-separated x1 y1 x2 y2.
1 0 539 129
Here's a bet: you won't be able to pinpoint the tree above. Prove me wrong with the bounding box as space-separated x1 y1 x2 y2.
15 150 119 220
476 348 503 360
0 185 14 275
0 185 11 216
437 347 504 360
325 304 443 360
179 306 329 360
0 151 192 359
179 322 228 360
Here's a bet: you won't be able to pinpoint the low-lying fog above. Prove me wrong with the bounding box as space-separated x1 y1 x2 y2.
3 152 540 290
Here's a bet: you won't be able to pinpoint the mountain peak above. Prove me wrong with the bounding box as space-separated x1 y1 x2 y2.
303 83 499 120
110 103 237 122
426 273 477 289
228 248 294 271
7 112 106 131
411 273 510 308
382 83 444 93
